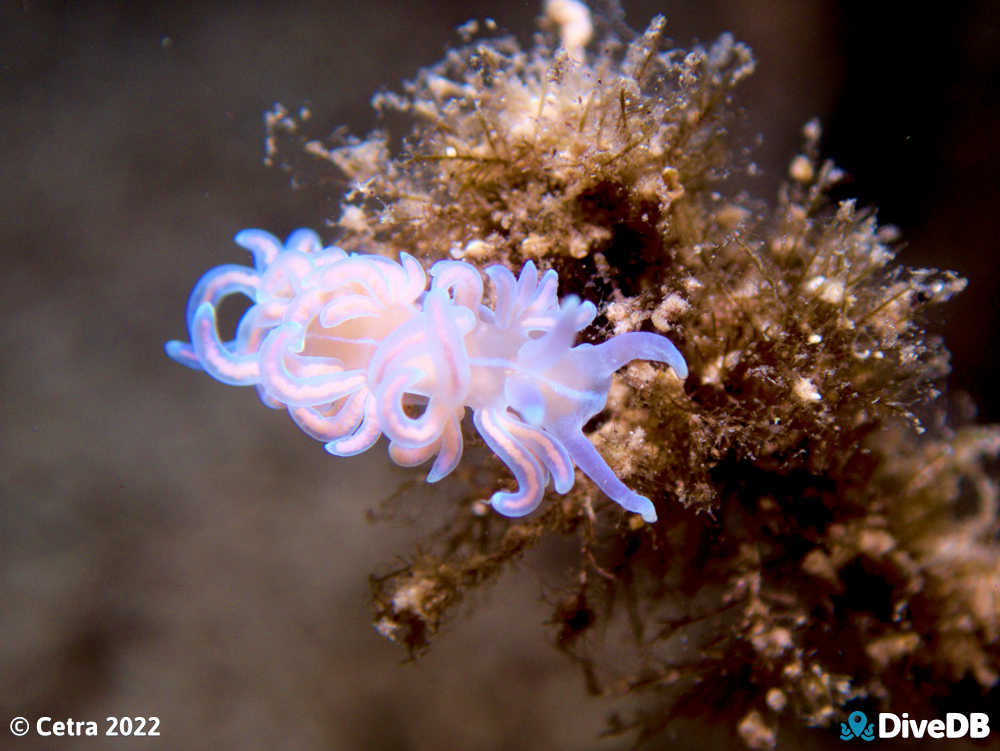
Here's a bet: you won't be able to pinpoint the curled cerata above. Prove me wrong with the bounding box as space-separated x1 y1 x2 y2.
166 229 687 522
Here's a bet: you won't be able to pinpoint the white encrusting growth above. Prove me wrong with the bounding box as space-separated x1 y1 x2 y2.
544 0 593 60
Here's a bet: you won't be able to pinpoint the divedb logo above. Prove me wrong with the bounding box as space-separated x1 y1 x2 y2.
840 710 990 741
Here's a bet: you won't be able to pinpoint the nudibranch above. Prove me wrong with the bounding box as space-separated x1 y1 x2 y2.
166 230 687 522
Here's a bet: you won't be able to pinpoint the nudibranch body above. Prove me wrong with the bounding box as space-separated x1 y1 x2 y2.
166 230 687 522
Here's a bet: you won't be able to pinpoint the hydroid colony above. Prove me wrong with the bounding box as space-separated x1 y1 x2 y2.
173 1 999 746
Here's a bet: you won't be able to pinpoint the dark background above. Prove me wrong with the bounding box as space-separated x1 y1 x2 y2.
1 1 997 749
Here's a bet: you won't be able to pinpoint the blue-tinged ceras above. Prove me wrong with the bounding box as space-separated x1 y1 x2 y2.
167 230 687 521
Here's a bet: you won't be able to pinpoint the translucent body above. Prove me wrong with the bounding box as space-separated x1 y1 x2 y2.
166 230 687 522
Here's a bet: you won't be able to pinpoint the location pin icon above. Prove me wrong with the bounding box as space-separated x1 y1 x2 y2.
848 711 867 738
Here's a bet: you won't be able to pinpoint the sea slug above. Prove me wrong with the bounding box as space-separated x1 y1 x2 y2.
166 229 687 522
